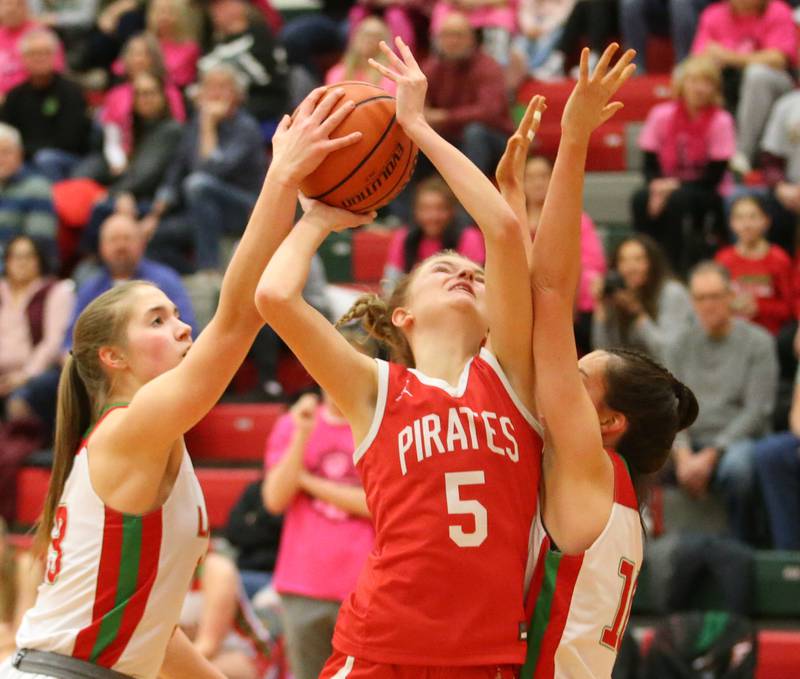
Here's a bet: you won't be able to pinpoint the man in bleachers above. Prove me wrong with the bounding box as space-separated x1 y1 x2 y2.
422 11 513 177
198 0 289 135
0 0 65 99
141 64 267 274
667 261 778 545
6 213 195 437
0 28 91 181
0 122 56 264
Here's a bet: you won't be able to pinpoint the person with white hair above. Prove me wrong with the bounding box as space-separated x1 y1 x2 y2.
142 64 267 274
0 123 56 265
0 28 90 181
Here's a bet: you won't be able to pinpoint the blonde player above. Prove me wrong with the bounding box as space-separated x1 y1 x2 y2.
0 87 362 679
496 46 699 678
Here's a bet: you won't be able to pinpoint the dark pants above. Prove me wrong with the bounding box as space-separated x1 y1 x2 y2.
632 183 726 277
558 0 619 58
754 431 800 549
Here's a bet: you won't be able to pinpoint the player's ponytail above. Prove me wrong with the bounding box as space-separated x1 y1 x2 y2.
34 281 155 556
604 348 698 505
337 276 415 367
35 355 91 554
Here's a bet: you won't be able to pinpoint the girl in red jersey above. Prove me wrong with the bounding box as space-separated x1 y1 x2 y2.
255 36 543 678
0 87 362 679
496 47 700 678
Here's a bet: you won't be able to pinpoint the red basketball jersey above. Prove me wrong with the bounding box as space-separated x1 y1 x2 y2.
332 348 544 666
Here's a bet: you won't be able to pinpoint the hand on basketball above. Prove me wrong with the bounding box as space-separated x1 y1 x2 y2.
369 36 428 133
561 44 636 143
496 95 546 196
298 193 377 233
271 87 363 185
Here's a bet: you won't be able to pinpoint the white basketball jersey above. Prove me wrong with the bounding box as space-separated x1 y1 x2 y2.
17 406 210 679
521 451 643 679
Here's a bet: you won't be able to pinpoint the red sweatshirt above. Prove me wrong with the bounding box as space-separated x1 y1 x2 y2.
716 244 794 334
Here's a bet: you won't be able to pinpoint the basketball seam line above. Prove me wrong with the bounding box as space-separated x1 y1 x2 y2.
309 114 398 202
353 95 395 108
357 140 418 212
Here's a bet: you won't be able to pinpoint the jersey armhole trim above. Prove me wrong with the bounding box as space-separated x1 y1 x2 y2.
478 347 544 436
353 358 389 465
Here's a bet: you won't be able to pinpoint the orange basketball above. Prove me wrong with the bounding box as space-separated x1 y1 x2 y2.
300 81 418 212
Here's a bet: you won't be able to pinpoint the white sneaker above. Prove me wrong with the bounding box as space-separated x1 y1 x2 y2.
729 151 752 176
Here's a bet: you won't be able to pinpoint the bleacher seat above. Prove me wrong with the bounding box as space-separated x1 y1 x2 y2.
15 465 262 533
196 468 262 530
185 404 285 465
532 121 628 172
352 229 393 284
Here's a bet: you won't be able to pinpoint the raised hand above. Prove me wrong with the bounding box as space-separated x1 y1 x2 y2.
561 44 636 143
368 36 428 133
496 95 547 196
271 87 363 185
298 193 377 233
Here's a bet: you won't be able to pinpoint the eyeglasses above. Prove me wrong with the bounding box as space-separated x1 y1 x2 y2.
691 291 729 302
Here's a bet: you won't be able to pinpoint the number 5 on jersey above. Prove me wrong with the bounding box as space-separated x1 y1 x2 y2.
445 471 487 548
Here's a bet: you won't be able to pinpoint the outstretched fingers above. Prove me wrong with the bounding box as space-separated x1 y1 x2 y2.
592 42 620 80
368 57 400 82
394 35 422 71
579 47 591 83
296 86 327 118
602 49 637 89
378 40 409 74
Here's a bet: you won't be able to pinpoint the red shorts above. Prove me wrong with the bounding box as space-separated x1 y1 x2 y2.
319 649 519 679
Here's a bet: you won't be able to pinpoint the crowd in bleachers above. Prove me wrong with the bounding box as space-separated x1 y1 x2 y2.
2 0 800 675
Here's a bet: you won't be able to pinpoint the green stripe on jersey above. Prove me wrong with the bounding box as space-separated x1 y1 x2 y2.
521 550 563 678
90 515 143 661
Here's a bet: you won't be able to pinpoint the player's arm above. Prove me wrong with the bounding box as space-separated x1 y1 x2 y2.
160 627 227 679
105 89 363 459
532 46 635 480
255 199 378 444
371 37 535 407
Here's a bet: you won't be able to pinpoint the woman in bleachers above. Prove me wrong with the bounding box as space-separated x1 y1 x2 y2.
348 0 422 52
76 71 183 254
0 235 74 416
632 56 735 275
508 0 576 86
262 335 376 679
96 33 185 177
146 0 201 89
715 194 794 336
325 16 396 94
690 0 797 175
431 0 516 65
523 154 605 354
381 175 485 292
592 234 693 360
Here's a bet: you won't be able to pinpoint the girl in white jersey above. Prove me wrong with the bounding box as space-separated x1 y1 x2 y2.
496 46 700 678
0 85 365 679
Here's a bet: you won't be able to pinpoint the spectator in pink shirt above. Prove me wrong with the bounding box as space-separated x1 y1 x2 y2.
146 0 200 89
101 33 185 173
382 176 485 291
431 0 516 65
523 155 605 354
263 357 376 679
691 0 797 173
325 16 397 95
633 56 735 275
0 0 64 98
349 0 421 52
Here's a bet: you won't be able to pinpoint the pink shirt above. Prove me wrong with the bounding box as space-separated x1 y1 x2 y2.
577 213 606 313
431 0 517 33
265 407 374 602
0 278 74 378
691 0 798 66
325 63 397 95
639 100 735 192
0 20 66 94
384 225 486 276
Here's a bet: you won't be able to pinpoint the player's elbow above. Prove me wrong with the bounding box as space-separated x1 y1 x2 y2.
255 280 297 322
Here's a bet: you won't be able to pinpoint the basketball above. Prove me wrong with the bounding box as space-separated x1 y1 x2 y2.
300 81 418 212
